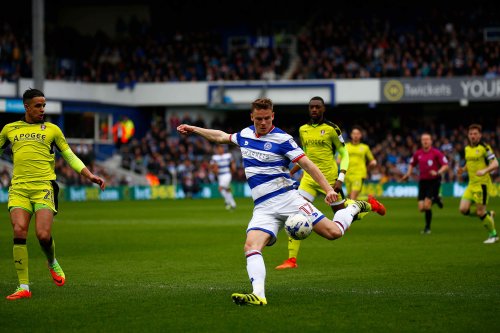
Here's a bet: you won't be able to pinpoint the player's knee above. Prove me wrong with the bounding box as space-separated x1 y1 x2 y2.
321 226 342 240
327 225 344 240
36 230 51 242
12 224 28 238
476 208 486 217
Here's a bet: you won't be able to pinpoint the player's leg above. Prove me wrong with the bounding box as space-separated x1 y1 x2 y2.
421 198 433 234
275 183 317 269
275 236 300 269
314 197 373 239
219 185 230 208
345 176 354 199
225 175 236 209
432 180 444 208
232 229 271 306
348 177 363 200
6 184 33 300
459 185 477 217
35 181 65 285
417 181 433 234
7 208 32 300
35 208 65 285
9 208 32 299
226 188 236 209
475 186 497 244
219 174 236 209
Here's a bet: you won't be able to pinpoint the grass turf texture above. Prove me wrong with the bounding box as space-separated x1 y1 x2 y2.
0 197 499 332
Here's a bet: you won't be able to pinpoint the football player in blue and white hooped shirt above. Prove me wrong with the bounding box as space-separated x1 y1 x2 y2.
210 145 237 210
177 98 370 306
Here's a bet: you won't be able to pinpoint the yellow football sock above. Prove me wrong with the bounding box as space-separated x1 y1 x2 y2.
481 212 496 234
288 237 301 259
13 244 29 286
357 212 369 220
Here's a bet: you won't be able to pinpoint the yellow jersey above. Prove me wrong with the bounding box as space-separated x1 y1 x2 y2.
465 143 496 185
299 120 345 184
0 120 70 184
346 142 375 178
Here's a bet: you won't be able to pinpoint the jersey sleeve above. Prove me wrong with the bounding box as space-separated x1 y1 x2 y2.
53 125 71 152
436 149 448 166
229 133 239 146
485 144 496 161
331 124 345 150
366 145 375 162
282 137 305 162
409 152 418 167
331 124 347 168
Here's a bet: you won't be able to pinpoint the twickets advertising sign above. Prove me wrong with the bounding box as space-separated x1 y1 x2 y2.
381 78 500 102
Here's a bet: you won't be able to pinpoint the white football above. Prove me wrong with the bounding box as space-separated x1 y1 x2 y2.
285 214 313 240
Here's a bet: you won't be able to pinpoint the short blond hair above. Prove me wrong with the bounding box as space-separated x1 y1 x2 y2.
251 98 273 112
468 124 482 132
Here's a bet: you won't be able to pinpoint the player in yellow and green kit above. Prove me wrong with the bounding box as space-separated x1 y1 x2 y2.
458 124 499 244
0 88 106 300
345 126 377 199
275 96 386 270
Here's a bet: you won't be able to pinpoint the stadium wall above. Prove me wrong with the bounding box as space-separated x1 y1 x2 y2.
0 77 498 107
1 182 497 203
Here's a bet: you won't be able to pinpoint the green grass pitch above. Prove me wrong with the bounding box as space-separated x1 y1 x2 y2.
0 197 499 332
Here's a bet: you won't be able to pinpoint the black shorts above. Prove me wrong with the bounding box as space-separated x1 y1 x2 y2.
418 179 441 201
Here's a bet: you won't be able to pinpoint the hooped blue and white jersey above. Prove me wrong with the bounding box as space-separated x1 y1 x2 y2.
210 152 233 175
230 125 305 205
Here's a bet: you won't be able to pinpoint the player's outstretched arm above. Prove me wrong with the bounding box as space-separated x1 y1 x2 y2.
61 149 106 190
81 167 106 190
289 164 301 176
177 124 231 144
335 145 349 192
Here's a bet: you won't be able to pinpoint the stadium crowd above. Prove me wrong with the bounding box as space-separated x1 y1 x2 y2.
1 4 499 83
292 6 500 79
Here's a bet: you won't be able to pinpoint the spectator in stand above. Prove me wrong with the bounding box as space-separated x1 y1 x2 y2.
0 166 11 187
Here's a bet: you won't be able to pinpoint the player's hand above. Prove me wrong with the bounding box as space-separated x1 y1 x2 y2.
399 174 409 182
430 170 438 176
333 180 343 193
177 124 194 135
91 176 106 190
476 169 486 177
324 189 338 205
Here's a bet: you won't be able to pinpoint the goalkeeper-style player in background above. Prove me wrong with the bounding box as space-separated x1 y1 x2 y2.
0 88 106 300
276 96 386 270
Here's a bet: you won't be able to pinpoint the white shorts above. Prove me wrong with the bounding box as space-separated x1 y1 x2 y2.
248 189 325 246
218 173 232 188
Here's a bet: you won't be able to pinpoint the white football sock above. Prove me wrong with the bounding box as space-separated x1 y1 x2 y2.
333 204 360 235
245 250 266 298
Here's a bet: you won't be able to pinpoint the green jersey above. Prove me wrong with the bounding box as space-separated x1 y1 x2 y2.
299 120 345 183
346 142 375 178
0 120 70 184
464 142 496 185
